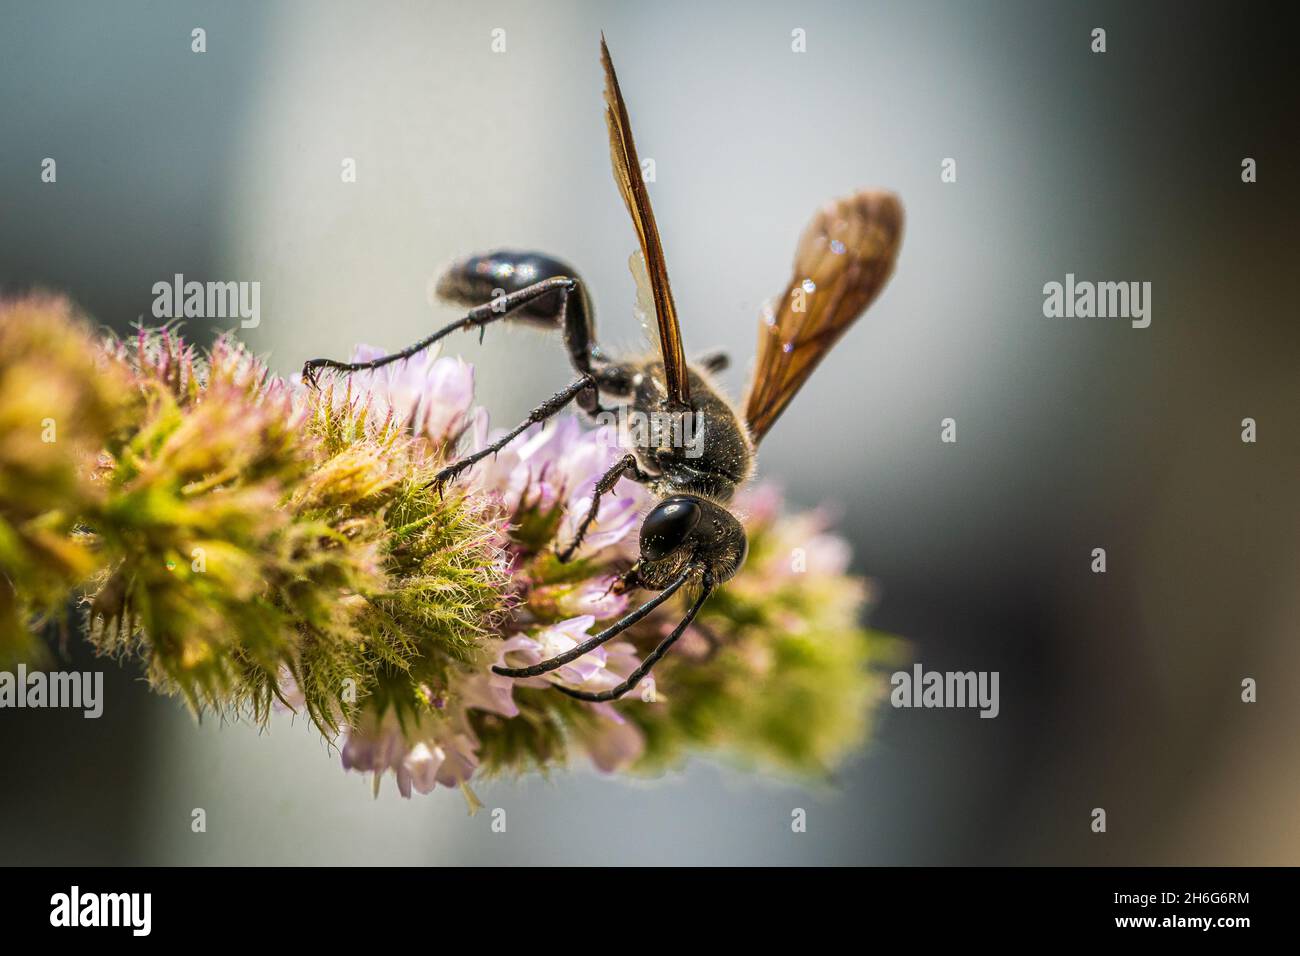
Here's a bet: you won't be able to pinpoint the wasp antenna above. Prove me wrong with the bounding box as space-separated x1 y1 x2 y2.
553 568 714 703
492 566 695 679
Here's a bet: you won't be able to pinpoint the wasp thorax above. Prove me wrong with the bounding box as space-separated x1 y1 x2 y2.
638 494 748 588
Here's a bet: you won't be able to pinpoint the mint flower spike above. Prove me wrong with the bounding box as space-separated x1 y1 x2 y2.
0 298 901 806
0 296 135 666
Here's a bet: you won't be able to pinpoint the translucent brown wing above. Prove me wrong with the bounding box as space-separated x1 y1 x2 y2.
744 190 903 444
600 35 691 408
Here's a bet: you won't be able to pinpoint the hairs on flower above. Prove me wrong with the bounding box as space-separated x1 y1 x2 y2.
0 295 903 809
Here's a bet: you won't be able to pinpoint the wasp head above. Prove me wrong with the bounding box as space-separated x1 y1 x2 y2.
636 494 747 590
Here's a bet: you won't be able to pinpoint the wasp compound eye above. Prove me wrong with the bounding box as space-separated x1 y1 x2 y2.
640 497 703 562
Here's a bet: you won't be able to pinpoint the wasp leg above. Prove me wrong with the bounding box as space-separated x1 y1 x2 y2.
552 571 714 702
436 251 603 380
429 374 597 489
301 276 583 387
492 568 694 679
556 453 654 563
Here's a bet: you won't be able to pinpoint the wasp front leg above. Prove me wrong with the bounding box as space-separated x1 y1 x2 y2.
429 375 598 491
556 453 654 563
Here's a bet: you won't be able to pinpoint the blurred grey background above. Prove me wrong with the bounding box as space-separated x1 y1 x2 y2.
1 0 1296 864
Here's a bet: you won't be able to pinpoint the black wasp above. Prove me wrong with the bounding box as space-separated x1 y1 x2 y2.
303 37 903 702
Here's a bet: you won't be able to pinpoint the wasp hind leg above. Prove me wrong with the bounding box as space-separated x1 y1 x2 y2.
435 251 602 382
302 273 592 387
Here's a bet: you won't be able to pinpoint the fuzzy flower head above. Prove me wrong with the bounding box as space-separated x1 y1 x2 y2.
334 411 661 801
327 344 479 448
0 296 135 664
341 705 483 800
464 416 649 557
333 380 895 801
0 301 896 804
